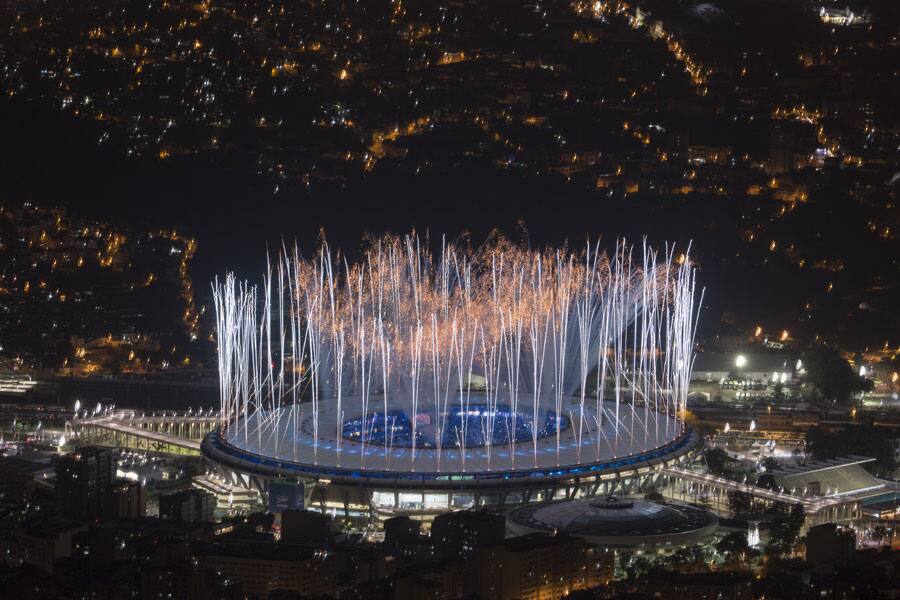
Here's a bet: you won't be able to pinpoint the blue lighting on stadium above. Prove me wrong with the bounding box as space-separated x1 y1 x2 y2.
340 405 570 449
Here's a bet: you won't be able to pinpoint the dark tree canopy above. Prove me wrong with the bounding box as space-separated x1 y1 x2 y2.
705 447 734 477
801 345 872 404
766 503 805 556
716 531 751 559
728 490 755 515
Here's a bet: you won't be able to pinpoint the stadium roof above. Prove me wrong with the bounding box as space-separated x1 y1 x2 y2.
771 456 884 497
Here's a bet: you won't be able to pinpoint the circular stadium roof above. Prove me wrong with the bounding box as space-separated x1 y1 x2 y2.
202 397 698 489
507 496 718 547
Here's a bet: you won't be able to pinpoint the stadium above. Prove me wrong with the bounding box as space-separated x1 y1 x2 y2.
201 234 703 519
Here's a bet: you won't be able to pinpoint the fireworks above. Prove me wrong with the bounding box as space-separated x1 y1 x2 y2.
213 233 701 473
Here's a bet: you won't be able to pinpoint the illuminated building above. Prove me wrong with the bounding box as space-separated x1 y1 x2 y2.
159 489 215 523
202 234 702 518
111 481 147 520
53 446 115 522
474 534 613 600
818 6 871 26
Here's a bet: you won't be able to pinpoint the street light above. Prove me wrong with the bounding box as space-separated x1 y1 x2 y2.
735 354 747 369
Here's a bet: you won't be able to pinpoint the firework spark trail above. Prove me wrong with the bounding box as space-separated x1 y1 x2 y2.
212 234 701 472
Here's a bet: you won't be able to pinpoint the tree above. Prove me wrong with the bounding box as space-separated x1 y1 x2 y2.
625 555 653 581
786 504 804 544
756 472 777 490
705 447 732 476
801 345 872 405
666 545 710 573
716 531 750 559
761 457 780 472
872 526 889 544
771 382 785 403
729 490 754 515
766 502 804 556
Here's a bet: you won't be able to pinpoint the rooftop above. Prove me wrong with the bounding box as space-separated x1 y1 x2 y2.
0 456 54 476
508 497 718 546
771 456 884 497
494 533 582 553
201 539 323 563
